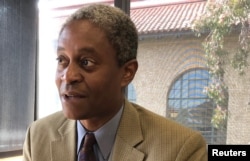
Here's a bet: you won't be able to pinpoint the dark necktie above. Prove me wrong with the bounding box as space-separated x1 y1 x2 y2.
79 133 97 161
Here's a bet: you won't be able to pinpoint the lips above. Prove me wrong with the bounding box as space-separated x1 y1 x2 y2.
61 91 87 100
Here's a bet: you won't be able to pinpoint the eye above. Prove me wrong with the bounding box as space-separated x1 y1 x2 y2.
56 56 68 66
80 58 95 67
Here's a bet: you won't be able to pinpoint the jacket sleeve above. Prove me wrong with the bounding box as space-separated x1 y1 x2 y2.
176 132 208 161
23 126 32 161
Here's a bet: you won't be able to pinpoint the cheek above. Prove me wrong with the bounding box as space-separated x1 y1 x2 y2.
55 72 61 89
90 71 121 94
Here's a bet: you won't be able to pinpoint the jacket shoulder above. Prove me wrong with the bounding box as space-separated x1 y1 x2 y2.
29 111 73 138
128 102 207 160
32 111 66 126
131 102 201 138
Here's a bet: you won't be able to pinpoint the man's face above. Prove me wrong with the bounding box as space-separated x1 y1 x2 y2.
56 20 125 122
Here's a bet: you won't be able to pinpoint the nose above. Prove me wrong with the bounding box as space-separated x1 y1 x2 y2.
61 63 83 85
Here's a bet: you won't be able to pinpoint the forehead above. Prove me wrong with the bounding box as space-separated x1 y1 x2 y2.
60 20 106 39
58 20 111 49
57 20 117 59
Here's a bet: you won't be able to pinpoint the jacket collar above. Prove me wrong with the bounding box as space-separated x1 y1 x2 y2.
109 99 145 161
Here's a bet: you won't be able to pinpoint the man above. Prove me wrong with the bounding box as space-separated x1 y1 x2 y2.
23 4 207 161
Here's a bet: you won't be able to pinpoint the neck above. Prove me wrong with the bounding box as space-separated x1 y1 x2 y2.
80 99 124 131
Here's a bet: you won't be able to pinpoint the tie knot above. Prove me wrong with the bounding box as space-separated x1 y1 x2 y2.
84 133 96 148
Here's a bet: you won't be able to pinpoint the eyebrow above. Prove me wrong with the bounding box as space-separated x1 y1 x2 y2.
57 46 64 52
57 46 97 54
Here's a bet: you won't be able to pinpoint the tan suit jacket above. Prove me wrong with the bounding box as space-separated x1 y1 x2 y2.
23 99 207 161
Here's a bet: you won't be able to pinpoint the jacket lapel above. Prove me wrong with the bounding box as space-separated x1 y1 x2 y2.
49 100 145 161
51 119 77 161
110 99 145 161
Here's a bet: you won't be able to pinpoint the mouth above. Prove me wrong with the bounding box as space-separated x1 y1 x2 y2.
63 95 84 99
61 91 87 100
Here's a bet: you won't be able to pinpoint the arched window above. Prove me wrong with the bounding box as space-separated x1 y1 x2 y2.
167 69 226 144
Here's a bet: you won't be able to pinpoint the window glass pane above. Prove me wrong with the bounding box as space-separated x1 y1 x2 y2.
182 80 189 89
174 79 181 89
127 83 136 103
182 89 188 98
0 0 36 152
167 69 226 144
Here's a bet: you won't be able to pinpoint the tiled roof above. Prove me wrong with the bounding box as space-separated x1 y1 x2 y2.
50 1 207 37
131 1 206 35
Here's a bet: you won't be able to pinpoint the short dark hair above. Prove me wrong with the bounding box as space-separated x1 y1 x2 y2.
59 4 138 66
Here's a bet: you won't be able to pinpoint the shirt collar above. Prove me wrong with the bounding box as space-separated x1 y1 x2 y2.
77 106 124 159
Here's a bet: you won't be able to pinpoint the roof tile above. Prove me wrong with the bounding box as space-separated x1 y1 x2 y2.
51 1 206 36
131 1 206 35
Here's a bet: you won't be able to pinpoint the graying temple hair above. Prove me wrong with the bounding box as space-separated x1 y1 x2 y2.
59 4 138 66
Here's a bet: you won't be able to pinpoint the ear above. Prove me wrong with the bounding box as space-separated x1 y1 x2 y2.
120 59 138 87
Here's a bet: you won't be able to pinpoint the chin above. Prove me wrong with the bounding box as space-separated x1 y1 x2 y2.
62 108 79 120
62 107 89 120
